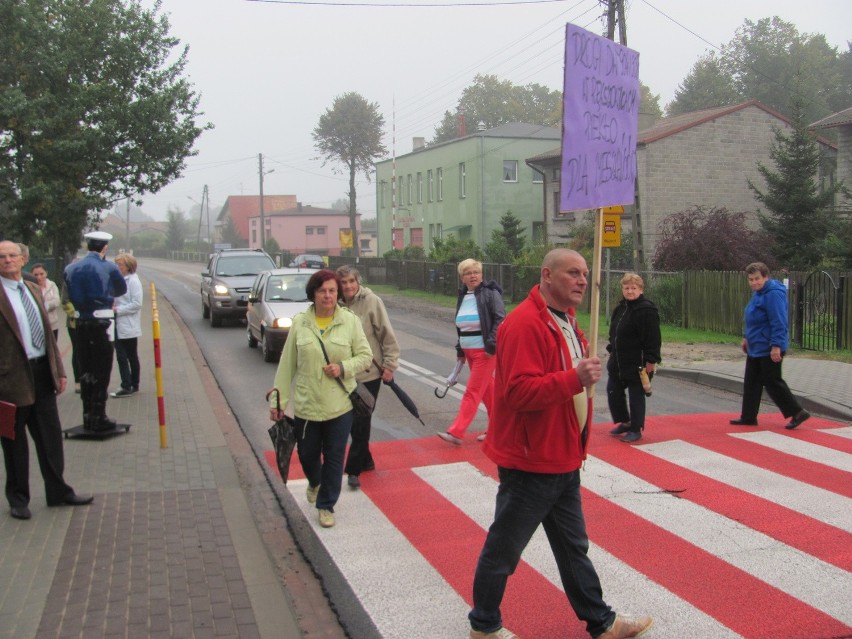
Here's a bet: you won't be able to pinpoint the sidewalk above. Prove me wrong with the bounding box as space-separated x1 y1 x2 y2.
0 291 341 638
657 356 852 423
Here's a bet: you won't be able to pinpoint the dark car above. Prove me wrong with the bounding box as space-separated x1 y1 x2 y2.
201 249 276 327
288 253 326 269
246 268 316 361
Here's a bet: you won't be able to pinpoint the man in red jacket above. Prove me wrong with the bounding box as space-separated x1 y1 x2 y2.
468 249 653 639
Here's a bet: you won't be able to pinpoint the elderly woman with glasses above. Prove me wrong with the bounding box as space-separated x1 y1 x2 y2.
438 259 505 445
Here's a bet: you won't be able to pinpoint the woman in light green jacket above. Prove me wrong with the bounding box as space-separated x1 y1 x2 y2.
269 269 372 528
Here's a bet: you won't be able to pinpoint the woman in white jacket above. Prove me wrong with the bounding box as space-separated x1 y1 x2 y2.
111 254 143 397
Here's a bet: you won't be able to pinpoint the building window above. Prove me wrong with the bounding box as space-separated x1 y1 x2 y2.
417 172 423 204
427 169 433 202
532 168 544 183
459 162 466 198
437 167 443 201
503 160 518 182
552 168 559 180
410 228 423 247
407 174 413 205
317 227 326 235
532 222 545 244
397 176 404 206
306 227 314 235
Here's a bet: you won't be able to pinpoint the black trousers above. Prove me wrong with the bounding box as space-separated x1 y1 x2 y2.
344 378 381 476
76 319 114 419
606 374 646 432
2 358 74 507
115 337 140 391
66 325 81 383
739 354 802 420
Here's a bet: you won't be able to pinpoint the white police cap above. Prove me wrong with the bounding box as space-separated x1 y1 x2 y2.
84 231 112 241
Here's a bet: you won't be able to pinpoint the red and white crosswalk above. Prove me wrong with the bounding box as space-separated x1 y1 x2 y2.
266 413 852 639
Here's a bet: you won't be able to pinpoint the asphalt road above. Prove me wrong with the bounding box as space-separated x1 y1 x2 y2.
139 257 741 453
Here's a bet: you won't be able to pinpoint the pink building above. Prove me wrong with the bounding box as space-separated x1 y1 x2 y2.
249 203 361 256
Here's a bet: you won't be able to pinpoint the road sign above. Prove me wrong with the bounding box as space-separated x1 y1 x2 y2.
602 214 622 248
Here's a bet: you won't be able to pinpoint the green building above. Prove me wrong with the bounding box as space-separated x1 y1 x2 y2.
374 122 560 255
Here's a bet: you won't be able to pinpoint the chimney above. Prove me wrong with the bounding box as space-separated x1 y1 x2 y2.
412 137 426 151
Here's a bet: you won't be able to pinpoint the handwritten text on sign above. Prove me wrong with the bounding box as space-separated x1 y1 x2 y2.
561 24 640 212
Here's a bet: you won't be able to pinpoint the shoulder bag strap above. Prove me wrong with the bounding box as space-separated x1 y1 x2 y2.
315 333 350 396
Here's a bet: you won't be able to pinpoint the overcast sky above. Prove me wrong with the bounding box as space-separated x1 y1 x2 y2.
134 0 850 221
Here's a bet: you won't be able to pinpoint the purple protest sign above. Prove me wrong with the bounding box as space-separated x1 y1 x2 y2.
561 24 640 213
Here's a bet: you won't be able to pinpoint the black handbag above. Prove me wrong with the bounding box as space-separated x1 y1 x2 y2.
315 335 375 417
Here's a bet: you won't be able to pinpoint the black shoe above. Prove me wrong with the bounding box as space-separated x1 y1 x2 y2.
91 416 118 432
609 422 631 436
621 431 642 443
347 475 360 489
111 388 135 398
785 410 811 430
48 494 94 507
730 418 758 426
10 506 31 520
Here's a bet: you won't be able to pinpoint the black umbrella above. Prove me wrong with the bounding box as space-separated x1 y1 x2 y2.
383 378 425 426
266 389 296 484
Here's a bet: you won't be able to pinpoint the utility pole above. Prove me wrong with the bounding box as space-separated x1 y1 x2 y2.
258 153 266 251
125 197 130 254
258 154 275 252
604 0 645 270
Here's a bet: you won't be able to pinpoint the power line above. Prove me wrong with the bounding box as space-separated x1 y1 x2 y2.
246 0 567 6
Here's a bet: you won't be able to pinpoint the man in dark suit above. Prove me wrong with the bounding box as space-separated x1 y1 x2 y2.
0 240 93 520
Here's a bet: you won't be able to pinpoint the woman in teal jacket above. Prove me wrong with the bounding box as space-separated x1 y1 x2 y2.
731 262 810 430
269 270 372 528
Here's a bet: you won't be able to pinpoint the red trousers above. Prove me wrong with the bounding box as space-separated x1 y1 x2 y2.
447 348 496 439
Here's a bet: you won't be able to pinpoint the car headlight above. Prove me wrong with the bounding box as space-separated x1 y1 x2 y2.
213 284 229 296
272 317 293 329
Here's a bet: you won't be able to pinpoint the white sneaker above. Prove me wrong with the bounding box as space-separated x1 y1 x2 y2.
306 484 320 504
470 628 520 639
318 509 335 528
476 432 487 442
438 431 462 445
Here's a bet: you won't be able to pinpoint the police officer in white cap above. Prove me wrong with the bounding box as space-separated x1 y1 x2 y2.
63 231 127 432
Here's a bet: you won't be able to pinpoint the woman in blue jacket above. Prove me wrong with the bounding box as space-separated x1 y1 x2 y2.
731 262 810 430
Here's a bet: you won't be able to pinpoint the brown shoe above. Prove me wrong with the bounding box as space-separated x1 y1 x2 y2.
597 614 653 639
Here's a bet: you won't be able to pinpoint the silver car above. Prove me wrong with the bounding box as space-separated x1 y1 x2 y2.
246 268 316 362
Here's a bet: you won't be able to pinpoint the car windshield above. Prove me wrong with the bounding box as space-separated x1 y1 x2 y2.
216 255 275 277
265 275 310 302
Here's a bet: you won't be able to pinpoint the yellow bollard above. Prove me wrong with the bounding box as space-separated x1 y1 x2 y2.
150 283 167 448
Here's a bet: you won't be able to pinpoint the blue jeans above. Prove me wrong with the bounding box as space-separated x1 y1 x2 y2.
469 467 615 638
294 412 352 511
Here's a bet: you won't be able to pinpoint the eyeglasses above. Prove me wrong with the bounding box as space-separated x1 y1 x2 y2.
0 253 22 260
462 270 481 276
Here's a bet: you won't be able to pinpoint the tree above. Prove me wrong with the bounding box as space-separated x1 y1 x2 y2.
484 210 526 262
668 54 739 116
431 74 562 143
748 98 842 271
652 206 775 271
219 215 244 248
313 92 386 257
666 17 851 123
165 208 187 251
429 235 483 265
0 0 210 260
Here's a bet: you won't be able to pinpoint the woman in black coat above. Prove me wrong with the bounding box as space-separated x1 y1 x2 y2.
606 273 661 443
